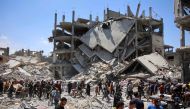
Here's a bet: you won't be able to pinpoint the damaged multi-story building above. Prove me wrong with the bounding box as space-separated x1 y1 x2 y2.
174 0 190 83
49 4 164 79
0 47 9 64
14 49 43 59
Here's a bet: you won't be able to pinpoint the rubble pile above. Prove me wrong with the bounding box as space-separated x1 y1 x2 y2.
0 97 21 109
71 60 127 82
62 96 112 109
117 53 182 84
72 52 182 84
0 56 53 80
0 64 7 74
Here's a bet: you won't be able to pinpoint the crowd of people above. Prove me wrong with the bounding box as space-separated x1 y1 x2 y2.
0 76 190 109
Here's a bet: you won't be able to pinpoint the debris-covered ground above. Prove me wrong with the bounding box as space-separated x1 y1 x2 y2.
0 56 53 80
0 53 189 109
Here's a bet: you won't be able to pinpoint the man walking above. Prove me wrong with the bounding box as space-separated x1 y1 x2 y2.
55 97 67 109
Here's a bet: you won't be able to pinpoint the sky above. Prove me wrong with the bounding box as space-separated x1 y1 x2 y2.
0 0 190 56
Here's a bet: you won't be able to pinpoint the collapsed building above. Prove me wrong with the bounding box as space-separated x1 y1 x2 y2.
0 49 53 80
49 4 165 79
0 47 9 64
118 52 181 80
14 49 43 60
174 0 190 83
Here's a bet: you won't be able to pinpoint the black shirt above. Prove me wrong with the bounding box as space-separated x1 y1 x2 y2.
133 98 144 109
55 105 65 109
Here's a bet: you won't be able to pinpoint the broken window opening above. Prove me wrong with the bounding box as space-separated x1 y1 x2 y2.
153 28 160 33
167 56 174 60
102 22 110 29
183 6 190 15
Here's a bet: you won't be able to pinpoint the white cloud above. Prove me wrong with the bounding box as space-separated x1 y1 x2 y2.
0 34 21 54
0 34 11 47
40 37 50 45
39 37 53 56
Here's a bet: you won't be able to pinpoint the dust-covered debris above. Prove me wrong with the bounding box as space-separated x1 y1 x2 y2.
0 56 53 81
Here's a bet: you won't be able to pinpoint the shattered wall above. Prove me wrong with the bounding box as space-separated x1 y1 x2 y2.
0 47 9 64
174 0 190 19
174 0 190 82
176 47 190 83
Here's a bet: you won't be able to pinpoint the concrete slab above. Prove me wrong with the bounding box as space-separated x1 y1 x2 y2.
81 18 135 53
72 64 84 73
95 49 115 63
78 44 95 58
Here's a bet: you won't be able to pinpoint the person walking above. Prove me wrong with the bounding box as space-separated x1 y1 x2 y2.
126 82 133 100
52 88 61 107
147 98 163 109
67 82 72 95
28 81 33 98
132 92 144 109
86 83 90 96
115 101 124 109
102 85 110 102
0 77 4 95
55 97 67 109
8 82 14 99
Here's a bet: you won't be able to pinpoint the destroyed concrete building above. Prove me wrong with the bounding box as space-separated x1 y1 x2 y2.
0 49 53 81
174 0 190 83
0 47 9 64
164 44 182 66
48 11 99 79
14 49 43 61
49 4 165 79
118 52 181 80
176 47 190 83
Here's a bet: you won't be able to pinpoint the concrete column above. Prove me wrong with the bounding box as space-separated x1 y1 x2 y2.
149 7 152 18
54 13 57 34
62 15 65 22
60 66 63 79
136 3 141 17
53 13 57 51
71 10 75 59
104 9 106 20
135 20 138 58
6 47 9 56
96 16 99 22
107 8 109 19
53 53 57 63
89 14 92 23
180 26 185 47
62 15 65 32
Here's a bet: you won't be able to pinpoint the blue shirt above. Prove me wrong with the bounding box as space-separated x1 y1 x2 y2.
147 103 163 109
